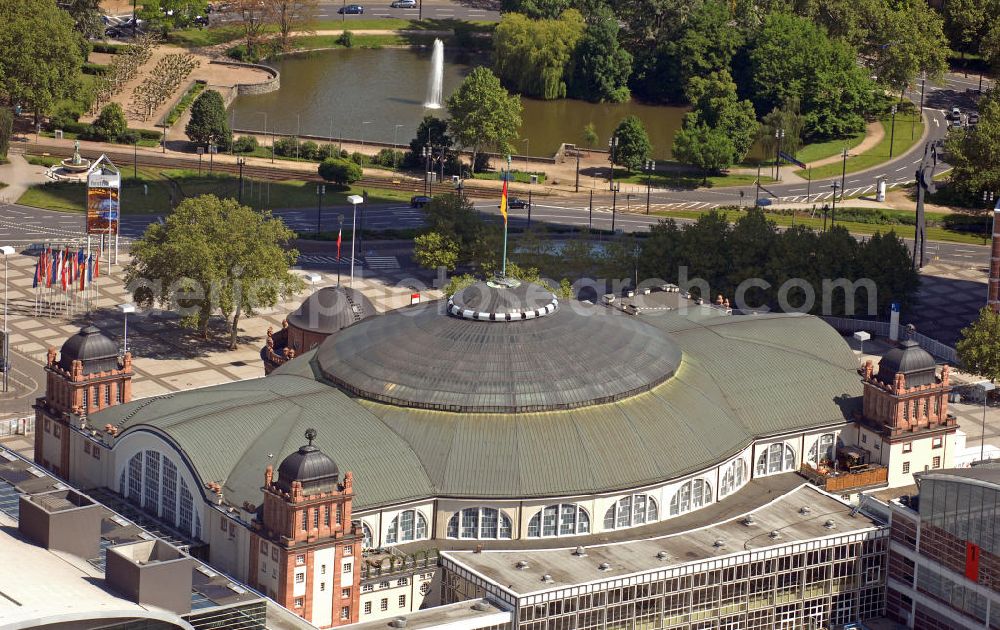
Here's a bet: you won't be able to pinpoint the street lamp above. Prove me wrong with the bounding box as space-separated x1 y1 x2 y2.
830 182 840 227
422 145 432 195
889 105 898 159
118 303 136 357
316 184 326 234
347 194 364 287
608 136 619 192
237 157 246 204
978 380 998 461
256 111 271 163
643 160 656 214
0 245 12 393
774 129 785 180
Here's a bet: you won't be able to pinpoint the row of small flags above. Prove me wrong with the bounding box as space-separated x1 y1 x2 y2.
32 246 101 292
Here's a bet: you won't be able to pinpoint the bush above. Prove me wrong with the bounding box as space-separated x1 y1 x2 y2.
318 158 363 186
91 42 125 54
340 148 349 158
274 137 299 157
374 148 404 167
135 128 162 141
473 153 490 173
232 135 259 153
300 140 319 160
82 62 109 76
336 31 354 48
119 131 140 145
48 105 84 132
92 103 128 142
350 151 366 165
316 143 338 160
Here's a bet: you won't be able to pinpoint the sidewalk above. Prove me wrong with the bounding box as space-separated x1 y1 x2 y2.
0 154 52 204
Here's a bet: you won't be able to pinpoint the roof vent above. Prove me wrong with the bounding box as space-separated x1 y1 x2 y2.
768 531 781 540
541 574 553 583
573 546 587 556
824 519 837 529
742 515 756 526
472 600 492 612
713 539 725 548
656 551 669 560
515 560 529 570
598 562 611 571
391 617 407 628
799 506 812 515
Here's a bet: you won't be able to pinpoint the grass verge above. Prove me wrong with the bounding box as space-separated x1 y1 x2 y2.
164 82 206 126
614 167 776 189
794 128 868 164
795 116 924 179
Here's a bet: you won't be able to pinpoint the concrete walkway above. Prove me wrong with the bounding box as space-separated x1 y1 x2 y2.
0 153 51 204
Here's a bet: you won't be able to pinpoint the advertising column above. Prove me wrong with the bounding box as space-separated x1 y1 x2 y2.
86 164 121 269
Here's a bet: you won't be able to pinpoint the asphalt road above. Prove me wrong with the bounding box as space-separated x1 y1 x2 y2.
0 199 992 268
205 0 500 25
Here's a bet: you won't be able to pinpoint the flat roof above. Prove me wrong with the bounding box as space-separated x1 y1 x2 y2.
443 484 882 597
342 599 510 630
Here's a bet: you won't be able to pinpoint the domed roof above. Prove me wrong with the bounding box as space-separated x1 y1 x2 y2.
877 339 938 388
286 286 374 335
59 326 120 374
315 281 683 413
276 429 340 494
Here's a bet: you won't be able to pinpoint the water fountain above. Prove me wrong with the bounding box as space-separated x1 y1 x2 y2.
424 39 444 109
60 140 92 173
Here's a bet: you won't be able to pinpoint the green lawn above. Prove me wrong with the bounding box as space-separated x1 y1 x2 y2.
795 116 924 179
166 25 248 47
17 168 412 215
793 128 868 164
474 170 547 184
652 206 986 245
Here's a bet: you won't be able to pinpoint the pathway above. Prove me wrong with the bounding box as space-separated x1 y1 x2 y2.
0 154 51 204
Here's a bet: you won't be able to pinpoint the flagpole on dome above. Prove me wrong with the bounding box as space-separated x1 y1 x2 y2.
500 154 511 279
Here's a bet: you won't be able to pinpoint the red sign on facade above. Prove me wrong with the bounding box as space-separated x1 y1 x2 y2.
966 541 981 582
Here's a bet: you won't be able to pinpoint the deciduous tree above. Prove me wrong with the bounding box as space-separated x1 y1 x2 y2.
266 0 319 50
611 115 651 172
568 5 632 102
60 0 104 40
685 70 758 163
413 231 460 271
126 194 301 349
0 0 84 123
958 307 1000 383
447 67 522 173
185 89 231 147
493 10 585 100
944 90 1000 204
318 158 362 186
671 122 734 181
93 103 128 141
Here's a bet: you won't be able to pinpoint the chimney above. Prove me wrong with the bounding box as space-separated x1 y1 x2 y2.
990 207 1000 313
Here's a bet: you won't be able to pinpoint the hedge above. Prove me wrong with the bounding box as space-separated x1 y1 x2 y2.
91 42 126 54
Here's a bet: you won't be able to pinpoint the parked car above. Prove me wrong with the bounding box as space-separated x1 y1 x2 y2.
951 106 961 120
338 4 364 13
410 195 431 208
968 112 980 126
391 0 416 7
105 26 123 37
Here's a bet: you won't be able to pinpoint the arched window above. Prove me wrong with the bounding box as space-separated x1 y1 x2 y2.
385 510 428 545
807 434 836 466
526 504 590 538
719 459 747 498
755 443 796 476
669 479 712 516
602 494 659 530
119 450 201 540
446 507 513 539
361 522 374 549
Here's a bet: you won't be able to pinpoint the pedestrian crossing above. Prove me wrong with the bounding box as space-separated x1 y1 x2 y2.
298 255 344 266
297 254 400 271
365 256 401 270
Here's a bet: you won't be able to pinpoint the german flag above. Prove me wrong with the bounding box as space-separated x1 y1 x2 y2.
499 175 508 225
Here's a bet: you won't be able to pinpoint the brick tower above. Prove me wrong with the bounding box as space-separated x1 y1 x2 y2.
249 429 360 628
861 340 957 482
34 326 132 476
989 207 999 313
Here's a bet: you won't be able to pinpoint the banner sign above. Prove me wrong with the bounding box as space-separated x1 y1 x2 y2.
778 151 807 169
87 170 120 234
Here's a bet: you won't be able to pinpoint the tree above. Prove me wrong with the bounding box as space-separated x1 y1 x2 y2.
857 231 920 314
419 193 498 270
864 0 947 93
266 0 318 50
447 67 522 173
93 103 128 141
685 70 758 163
126 194 301 349
611 116 651 172
671 123 734 182
318 158 362 186
958 307 1000 383
60 0 103 40
758 97 806 161
500 0 572 19
747 12 875 140
0 0 83 123
581 123 599 151
185 89 231 147
413 231 460 271
944 0 991 57
944 89 1000 203
233 0 270 59
668 0 742 96
568 5 632 102
493 10 586 100
0 109 12 159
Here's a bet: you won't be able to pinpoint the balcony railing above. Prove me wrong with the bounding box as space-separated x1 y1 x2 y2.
799 463 888 493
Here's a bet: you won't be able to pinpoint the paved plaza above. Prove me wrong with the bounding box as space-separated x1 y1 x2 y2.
906 261 990 346
0 249 442 445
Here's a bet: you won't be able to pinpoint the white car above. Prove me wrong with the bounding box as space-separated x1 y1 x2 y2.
391 0 416 7
951 106 961 120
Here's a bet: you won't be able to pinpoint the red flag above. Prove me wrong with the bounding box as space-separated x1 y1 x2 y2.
967 542 981 582
336 228 342 259
94 250 101 279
